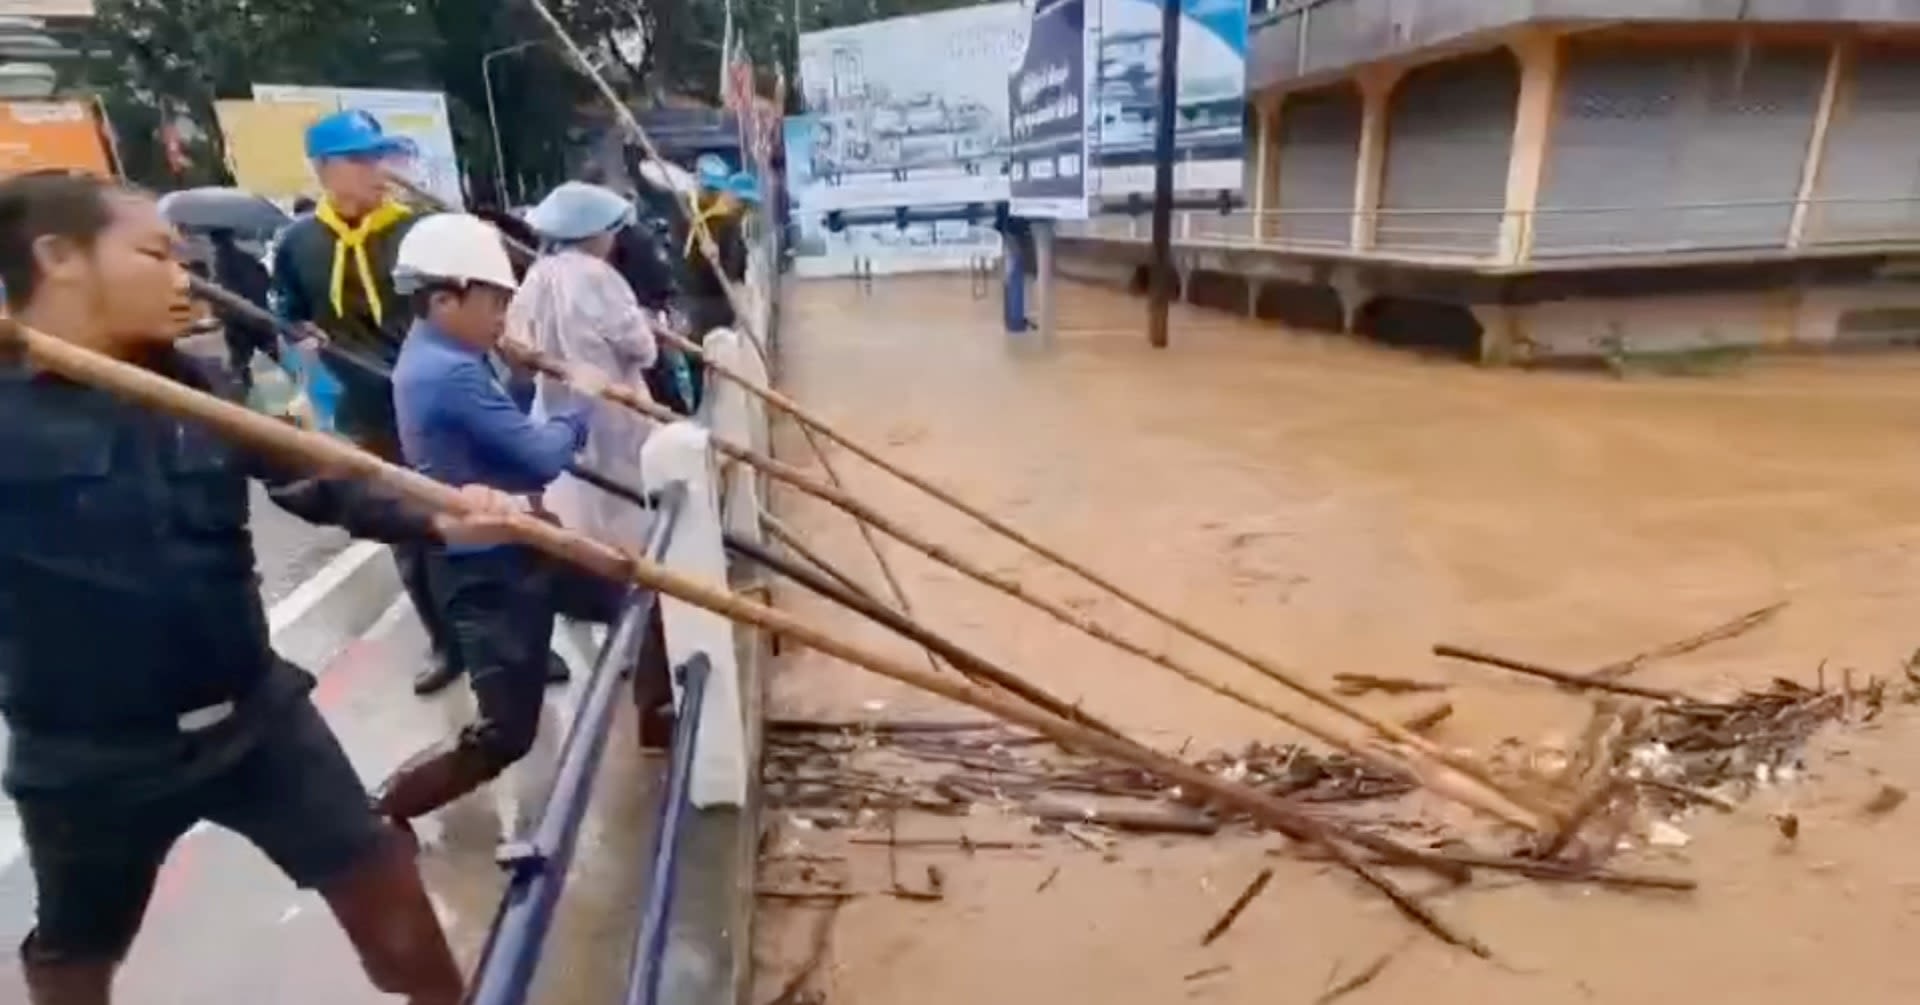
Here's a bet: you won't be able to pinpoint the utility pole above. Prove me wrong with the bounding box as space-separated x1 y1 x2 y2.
1144 0 1182 349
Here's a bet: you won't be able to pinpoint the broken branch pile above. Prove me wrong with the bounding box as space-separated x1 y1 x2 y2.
765 721 1417 835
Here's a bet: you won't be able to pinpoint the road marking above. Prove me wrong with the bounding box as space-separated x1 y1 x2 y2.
266 541 385 637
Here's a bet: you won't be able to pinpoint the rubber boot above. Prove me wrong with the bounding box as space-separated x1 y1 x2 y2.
20 943 113 1005
321 828 463 1005
372 738 504 823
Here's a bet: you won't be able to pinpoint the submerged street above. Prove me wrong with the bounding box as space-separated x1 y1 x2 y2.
755 277 1920 1005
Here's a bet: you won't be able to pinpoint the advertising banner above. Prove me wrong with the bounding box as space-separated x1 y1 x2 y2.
252 84 465 208
795 4 1027 212
1087 0 1246 196
783 114 1001 277
1007 0 1090 219
216 99 328 199
0 100 111 177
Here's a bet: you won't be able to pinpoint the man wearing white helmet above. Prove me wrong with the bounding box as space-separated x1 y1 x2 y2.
374 214 622 822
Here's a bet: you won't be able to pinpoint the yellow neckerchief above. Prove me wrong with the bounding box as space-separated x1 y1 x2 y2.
683 193 735 258
315 198 412 326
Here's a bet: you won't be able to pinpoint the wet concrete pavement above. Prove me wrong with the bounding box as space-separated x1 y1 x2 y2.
753 276 1920 1004
0 600 661 1004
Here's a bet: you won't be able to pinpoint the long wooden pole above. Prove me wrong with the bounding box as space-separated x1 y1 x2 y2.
0 316 1489 955
497 339 1548 831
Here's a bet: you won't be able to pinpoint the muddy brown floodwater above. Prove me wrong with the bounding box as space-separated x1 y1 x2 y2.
751 276 1920 1005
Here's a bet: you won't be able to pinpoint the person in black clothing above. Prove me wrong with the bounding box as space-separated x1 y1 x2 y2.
0 170 523 1005
206 227 279 387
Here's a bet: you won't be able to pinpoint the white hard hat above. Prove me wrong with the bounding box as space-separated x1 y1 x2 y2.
393 213 518 294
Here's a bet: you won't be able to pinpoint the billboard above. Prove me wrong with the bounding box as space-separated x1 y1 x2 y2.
0 101 111 177
216 99 328 199
0 1 93 14
1087 0 1246 196
795 4 1027 211
1008 0 1090 219
251 84 465 208
783 114 1001 278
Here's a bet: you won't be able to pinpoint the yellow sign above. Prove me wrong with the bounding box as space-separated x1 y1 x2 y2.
216 99 327 200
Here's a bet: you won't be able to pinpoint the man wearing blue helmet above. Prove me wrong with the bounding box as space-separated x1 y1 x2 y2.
272 111 567 696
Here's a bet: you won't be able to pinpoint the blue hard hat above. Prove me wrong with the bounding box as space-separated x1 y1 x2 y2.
695 154 731 192
305 109 418 161
724 171 761 205
526 181 636 242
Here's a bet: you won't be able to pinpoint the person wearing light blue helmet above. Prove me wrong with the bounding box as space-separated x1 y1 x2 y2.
509 181 664 563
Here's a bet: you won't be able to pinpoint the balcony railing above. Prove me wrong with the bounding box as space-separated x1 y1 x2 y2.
1061 195 1920 267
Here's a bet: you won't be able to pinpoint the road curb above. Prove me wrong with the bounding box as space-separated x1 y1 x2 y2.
268 541 403 670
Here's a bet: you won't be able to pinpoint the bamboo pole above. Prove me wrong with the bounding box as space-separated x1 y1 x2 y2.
762 510 879 604
0 316 1490 956
496 339 1547 832
662 332 1554 822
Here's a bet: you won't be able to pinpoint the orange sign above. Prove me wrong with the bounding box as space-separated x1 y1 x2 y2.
0 101 111 177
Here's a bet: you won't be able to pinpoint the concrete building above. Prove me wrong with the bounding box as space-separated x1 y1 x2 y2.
1060 2 1920 362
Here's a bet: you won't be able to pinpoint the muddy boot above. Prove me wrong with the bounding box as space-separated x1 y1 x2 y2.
20 943 113 1005
321 828 463 1005
372 738 504 823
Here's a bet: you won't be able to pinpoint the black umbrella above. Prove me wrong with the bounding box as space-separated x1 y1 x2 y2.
158 187 291 235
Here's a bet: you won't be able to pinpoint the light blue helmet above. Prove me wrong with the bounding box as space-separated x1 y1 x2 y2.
695 154 731 193
724 171 761 205
526 181 635 242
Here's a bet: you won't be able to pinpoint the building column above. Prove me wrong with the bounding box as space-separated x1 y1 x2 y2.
1498 28 1562 265
1351 67 1398 252
1788 40 1848 249
1252 95 1281 241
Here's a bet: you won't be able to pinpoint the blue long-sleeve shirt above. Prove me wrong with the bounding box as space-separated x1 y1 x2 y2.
393 321 590 553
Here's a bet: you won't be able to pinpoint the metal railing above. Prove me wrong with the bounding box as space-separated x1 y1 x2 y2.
621 652 710 1005
466 484 688 1005
1060 195 1920 265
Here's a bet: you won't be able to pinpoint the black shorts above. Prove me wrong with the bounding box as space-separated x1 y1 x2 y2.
15 693 386 964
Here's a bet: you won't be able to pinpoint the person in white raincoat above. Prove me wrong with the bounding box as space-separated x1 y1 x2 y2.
512 181 660 553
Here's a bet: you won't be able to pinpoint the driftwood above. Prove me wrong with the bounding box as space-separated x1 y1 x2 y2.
1433 644 1687 702
1 315 1491 955
1200 868 1274 946
1584 602 1787 684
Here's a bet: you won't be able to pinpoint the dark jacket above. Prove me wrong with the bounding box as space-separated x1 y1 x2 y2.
0 350 433 754
212 237 279 375
270 211 419 452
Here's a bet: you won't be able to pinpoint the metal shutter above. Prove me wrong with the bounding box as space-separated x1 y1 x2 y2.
1809 44 1920 246
1273 83 1360 247
1535 39 1826 258
1377 50 1518 255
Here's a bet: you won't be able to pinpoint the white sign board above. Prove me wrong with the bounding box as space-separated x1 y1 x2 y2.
796 4 1027 212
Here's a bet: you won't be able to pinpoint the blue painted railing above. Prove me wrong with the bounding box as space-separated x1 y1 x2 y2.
466 483 688 1005
622 652 710 1005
